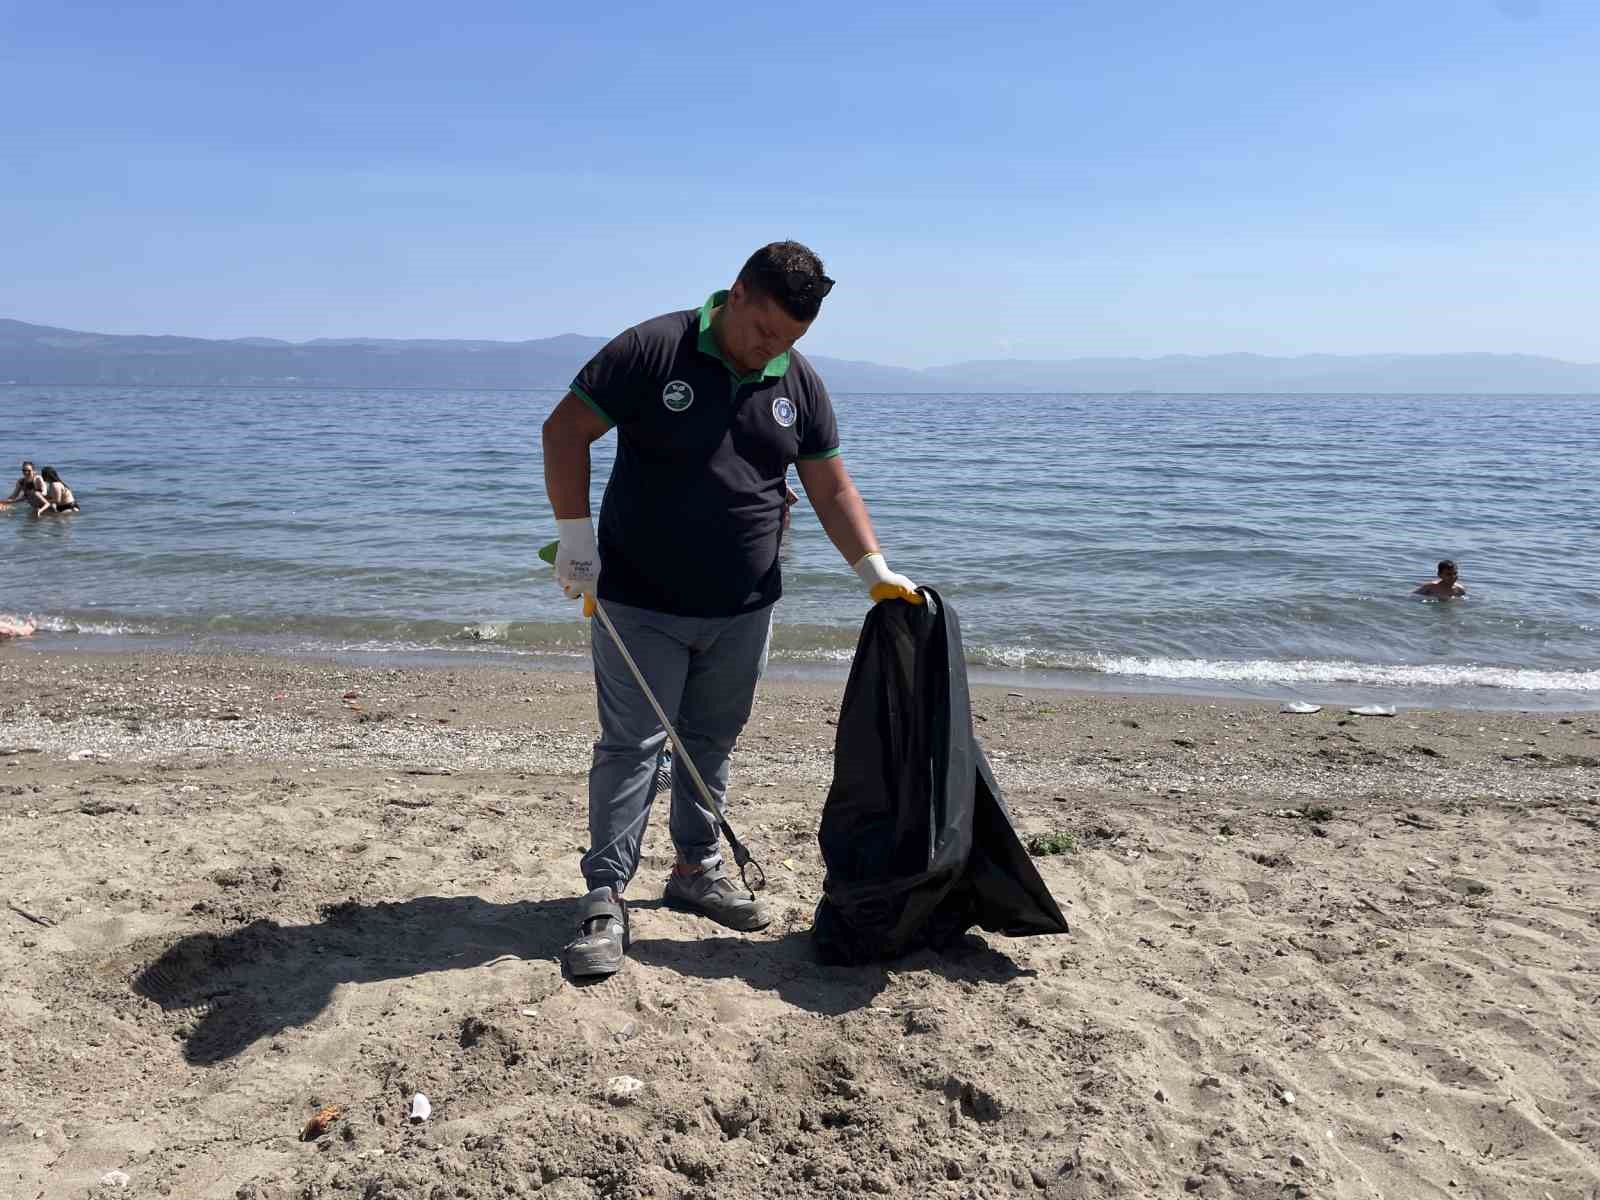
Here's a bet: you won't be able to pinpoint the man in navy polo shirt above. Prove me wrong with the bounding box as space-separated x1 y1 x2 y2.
541 240 919 978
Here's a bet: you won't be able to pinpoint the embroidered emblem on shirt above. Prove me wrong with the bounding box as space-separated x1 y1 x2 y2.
771 396 797 428
662 381 694 412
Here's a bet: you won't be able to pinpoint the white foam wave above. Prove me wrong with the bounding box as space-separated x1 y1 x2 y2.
1092 655 1600 692
323 637 588 661
29 615 160 637
771 646 857 663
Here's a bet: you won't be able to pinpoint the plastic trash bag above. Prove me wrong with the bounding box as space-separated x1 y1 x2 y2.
811 588 1069 963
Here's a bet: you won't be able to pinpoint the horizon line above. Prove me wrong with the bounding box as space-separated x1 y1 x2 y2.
3 316 1597 370
4 382 1599 398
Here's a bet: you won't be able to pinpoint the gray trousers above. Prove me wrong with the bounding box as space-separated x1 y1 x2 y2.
580 599 773 894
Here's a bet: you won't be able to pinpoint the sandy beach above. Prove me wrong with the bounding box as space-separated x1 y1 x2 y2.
3 647 1599 1200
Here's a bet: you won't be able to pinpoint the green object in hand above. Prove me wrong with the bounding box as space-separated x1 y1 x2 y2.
538 539 559 565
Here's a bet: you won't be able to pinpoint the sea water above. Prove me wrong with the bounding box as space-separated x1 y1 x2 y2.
3 387 1596 709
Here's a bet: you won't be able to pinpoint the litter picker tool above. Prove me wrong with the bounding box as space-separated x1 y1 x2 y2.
540 540 767 891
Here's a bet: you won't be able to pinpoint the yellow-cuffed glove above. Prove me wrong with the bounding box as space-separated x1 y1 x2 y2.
554 517 599 618
853 551 923 605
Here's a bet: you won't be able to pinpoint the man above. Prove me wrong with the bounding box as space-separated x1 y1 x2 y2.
1414 559 1467 599
541 241 918 979
0 460 39 509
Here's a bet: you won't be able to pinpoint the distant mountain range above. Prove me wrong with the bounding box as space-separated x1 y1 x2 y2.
3 317 1597 393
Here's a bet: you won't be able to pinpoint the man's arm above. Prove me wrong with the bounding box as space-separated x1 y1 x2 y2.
794 455 878 565
542 392 611 518
541 392 612 608
797 455 919 602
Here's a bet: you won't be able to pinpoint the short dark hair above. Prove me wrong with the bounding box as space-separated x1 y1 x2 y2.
737 240 833 321
21 460 34 470
1438 559 1457 575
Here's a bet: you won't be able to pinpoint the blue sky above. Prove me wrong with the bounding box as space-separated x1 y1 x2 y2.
3 0 1597 366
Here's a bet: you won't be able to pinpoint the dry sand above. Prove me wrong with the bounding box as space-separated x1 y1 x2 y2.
2 648 1599 1200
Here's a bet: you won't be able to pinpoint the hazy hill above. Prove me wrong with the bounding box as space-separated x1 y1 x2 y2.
3 318 1597 393
0 319 603 389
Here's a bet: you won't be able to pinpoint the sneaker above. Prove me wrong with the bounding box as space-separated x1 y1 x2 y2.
663 864 770 932
563 886 628 979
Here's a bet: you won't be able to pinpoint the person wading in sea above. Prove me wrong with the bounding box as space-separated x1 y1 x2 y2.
1 460 41 510
1414 558 1467 599
540 240 920 979
36 466 80 516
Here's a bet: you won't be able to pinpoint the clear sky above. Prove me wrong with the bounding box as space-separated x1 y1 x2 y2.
3 0 1597 366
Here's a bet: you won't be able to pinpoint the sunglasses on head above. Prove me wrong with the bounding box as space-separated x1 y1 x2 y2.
782 268 834 300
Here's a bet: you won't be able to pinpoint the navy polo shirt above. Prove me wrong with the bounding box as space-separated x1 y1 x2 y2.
570 291 841 618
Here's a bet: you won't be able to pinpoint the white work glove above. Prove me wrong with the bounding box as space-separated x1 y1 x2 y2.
554 517 599 614
854 552 923 605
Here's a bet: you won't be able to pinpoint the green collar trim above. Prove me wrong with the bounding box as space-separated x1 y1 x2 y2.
697 290 790 381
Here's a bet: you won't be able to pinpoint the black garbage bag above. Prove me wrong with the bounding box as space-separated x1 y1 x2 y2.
811 588 1069 964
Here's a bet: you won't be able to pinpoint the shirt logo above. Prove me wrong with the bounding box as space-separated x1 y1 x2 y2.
771 396 797 428
662 381 694 412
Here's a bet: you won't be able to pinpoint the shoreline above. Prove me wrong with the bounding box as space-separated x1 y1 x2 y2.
7 646 1600 775
4 647 1599 1199
9 632 1599 715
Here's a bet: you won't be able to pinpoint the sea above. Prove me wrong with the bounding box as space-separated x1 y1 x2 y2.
3 387 1597 711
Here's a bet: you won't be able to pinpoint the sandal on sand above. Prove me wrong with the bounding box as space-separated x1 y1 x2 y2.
563 886 628 979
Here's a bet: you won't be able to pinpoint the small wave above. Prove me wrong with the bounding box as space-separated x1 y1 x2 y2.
17 606 1596 696
968 643 1056 671
1090 655 1600 693
771 645 858 664
29 615 161 637
457 621 511 642
315 637 588 661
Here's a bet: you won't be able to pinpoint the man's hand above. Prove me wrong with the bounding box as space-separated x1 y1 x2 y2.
555 517 599 608
853 552 923 605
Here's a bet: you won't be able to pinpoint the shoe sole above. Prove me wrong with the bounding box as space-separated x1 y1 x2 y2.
564 948 624 979
662 892 771 933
